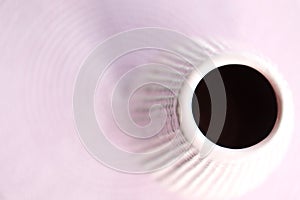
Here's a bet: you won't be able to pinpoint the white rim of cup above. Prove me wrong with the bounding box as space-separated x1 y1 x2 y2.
177 52 294 162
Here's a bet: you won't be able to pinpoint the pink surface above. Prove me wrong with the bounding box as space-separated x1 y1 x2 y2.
0 0 299 199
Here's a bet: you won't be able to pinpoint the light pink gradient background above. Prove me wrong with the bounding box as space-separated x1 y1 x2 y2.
0 0 299 199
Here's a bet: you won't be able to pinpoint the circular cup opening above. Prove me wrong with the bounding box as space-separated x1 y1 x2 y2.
192 64 278 149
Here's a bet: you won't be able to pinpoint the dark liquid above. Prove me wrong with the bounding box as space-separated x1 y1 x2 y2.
192 64 278 149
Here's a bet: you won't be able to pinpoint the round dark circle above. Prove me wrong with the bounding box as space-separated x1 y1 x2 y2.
192 64 278 149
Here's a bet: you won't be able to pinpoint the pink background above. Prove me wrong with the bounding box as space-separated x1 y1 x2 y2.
0 0 299 199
